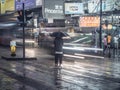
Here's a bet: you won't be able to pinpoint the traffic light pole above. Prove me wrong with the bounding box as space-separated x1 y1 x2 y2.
22 3 25 59
99 0 102 48
1 1 37 62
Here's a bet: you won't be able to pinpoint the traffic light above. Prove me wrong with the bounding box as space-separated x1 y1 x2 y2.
17 10 23 22
17 10 26 26
25 10 33 22
17 10 33 26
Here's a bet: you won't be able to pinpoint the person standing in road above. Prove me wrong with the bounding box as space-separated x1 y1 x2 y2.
107 33 112 47
113 35 119 56
50 30 70 68
114 35 119 49
103 35 107 55
107 33 112 57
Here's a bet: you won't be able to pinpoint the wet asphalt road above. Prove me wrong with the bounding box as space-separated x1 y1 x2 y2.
0 47 120 90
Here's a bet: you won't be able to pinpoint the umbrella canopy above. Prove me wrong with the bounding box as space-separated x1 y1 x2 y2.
50 31 69 52
50 31 68 38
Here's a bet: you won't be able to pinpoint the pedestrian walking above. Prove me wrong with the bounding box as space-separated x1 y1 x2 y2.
50 30 70 68
103 35 107 55
113 35 119 57
113 35 119 49
107 33 112 47
107 33 112 57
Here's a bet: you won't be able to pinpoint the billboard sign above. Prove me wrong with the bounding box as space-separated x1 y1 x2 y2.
43 0 64 19
15 0 36 10
64 3 84 14
105 0 120 11
88 0 99 13
5 0 15 11
1 0 6 14
0 0 15 14
88 0 120 13
79 16 100 27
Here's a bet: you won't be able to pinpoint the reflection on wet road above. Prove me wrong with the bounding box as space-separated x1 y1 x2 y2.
60 59 120 90
0 56 120 90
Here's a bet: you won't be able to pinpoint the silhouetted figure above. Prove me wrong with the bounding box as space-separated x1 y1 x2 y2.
50 30 70 68
113 35 119 57
103 35 107 55
107 33 112 57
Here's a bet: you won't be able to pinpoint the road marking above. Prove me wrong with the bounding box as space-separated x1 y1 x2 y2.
74 53 104 59
72 37 88 43
64 54 85 59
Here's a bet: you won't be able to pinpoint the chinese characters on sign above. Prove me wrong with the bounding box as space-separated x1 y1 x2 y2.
44 0 64 19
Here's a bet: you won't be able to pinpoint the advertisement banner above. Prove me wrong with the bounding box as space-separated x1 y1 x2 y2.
15 0 36 10
1 0 6 14
5 0 15 11
88 0 120 13
105 0 120 11
88 0 100 13
79 16 100 27
43 0 64 19
64 3 84 14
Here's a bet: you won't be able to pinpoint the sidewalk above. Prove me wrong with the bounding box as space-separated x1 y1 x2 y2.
0 46 56 90
0 46 53 60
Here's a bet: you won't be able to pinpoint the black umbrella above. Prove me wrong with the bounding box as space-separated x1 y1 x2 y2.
50 31 68 38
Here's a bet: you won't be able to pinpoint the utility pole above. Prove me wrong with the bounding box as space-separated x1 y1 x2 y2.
99 0 102 48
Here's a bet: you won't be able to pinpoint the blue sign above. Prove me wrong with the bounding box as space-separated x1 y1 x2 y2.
15 0 36 10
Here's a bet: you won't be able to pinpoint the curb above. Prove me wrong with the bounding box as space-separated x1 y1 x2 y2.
1 56 37 61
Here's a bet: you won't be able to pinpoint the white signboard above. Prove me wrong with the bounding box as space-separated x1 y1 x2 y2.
64 3 84 14
34 19 38 27
36 0 42 6
88 1 99 13
48 18 53 23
